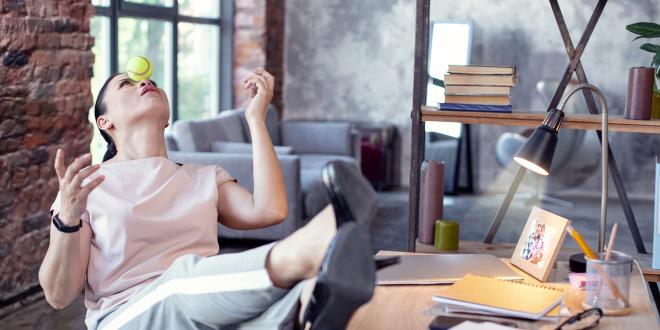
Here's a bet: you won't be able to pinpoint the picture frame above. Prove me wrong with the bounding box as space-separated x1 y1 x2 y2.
511 206 571 282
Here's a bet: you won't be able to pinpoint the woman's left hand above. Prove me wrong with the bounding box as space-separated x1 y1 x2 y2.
243 68 275 123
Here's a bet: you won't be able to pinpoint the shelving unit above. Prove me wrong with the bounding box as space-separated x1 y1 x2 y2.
409 0 647 253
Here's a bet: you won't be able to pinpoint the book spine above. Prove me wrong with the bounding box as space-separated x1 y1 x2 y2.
438 103 512 113
444 85 511 96
444 74 517 86
444 95 510 105
447 65 515 75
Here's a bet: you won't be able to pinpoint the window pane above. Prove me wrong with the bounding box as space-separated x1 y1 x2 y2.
178 0 220 18
89 16 111 164
92 0 111 6
118 17 173 118
125 0 174 6
178 23 219 120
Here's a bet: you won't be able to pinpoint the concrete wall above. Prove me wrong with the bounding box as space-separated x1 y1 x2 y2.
284 0 660 197
283 0 416 186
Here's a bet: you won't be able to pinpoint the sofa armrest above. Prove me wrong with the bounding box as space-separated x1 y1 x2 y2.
167 151 303 240
281 121 353 156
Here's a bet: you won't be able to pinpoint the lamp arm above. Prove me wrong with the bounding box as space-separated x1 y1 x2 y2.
558 83 609 252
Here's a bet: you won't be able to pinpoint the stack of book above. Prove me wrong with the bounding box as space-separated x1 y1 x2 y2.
439 65 517 113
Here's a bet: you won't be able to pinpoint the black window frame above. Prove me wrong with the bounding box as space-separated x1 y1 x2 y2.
94 0 233 122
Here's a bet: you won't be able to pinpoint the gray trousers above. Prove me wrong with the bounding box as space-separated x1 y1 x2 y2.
94 243 307 330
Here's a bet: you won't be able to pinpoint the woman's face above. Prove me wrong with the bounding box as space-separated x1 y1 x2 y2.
97 73 170 134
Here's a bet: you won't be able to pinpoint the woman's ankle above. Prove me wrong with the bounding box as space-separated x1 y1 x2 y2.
264 205 338 287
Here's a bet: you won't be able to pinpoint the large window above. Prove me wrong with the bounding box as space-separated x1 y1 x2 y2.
89 0 232 163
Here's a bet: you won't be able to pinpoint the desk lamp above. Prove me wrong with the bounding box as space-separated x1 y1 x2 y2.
513 83 610 252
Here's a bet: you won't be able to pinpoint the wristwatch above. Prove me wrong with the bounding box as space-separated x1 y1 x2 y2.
52 213 82 233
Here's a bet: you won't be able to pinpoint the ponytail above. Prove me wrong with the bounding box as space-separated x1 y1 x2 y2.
102 140 117 162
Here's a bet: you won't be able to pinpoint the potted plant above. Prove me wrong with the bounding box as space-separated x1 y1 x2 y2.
626 22 660 118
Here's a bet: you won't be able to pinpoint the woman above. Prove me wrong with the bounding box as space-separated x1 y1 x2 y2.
38 68 375 329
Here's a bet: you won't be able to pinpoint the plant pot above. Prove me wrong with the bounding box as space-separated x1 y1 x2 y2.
625 67 654 120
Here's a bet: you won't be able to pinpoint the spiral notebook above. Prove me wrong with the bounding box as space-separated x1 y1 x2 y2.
432 274 564 320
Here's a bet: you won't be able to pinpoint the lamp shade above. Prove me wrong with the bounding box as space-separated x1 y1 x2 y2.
513 126 558 176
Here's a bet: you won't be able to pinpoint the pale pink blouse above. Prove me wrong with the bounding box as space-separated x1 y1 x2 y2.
49 156 236 329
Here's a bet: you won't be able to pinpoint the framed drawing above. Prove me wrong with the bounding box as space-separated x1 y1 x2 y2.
512 206 571 282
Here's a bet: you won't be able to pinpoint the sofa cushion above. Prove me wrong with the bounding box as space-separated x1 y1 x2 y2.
211 141 294 155
172 109 247 151
281 122 352 155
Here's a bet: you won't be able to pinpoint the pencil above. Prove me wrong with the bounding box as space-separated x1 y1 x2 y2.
566 226 598 259
604 223 619 261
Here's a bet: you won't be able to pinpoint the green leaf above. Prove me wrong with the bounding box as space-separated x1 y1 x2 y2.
641 43 660 53
653 53 660 79
626 22 660 39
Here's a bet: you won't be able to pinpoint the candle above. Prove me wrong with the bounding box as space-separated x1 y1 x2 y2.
434 220 459 250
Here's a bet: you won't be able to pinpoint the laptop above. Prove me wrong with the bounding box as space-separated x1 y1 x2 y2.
376 254 523 285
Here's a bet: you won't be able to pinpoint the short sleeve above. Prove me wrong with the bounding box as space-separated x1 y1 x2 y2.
50 191 91 224
215 165 238 188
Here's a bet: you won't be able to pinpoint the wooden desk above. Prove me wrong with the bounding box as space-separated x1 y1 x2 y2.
347 251 659 329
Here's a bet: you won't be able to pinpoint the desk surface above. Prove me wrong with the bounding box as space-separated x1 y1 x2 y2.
347 250 659 329
415 240 660 283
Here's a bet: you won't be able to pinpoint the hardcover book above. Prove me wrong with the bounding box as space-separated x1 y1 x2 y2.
444 74 517 86
444 95 510 106
444 85 512 96
438 103 513 113
447 65 516 75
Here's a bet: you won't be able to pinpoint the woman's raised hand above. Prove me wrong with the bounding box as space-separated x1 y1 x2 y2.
243 68 275 123
53 149 105 226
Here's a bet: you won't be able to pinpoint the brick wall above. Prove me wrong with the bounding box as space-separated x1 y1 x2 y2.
0 0 94 306
233 0 285 116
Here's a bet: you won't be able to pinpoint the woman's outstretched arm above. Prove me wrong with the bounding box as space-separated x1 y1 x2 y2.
216 68 288 229
39 150 103 309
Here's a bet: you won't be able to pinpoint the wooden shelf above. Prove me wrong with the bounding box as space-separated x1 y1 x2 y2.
422 106 660 134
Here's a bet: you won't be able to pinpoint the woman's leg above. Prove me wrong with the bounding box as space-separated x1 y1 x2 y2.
96 205 337 330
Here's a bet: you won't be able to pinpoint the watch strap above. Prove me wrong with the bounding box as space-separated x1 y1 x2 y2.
52 213 82 233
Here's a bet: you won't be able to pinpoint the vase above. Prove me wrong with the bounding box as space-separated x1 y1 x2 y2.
652 78 660 119
625 67 654 120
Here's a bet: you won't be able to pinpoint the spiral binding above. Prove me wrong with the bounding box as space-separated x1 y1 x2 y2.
467 273 563 292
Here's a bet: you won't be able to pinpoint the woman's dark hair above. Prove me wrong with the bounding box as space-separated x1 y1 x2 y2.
95 72 122 162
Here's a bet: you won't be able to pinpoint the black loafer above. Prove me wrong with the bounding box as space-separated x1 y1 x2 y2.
321 160 377 227
302 222 375 330
321 161 353 226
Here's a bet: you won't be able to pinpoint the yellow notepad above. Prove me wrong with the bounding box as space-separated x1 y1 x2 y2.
432 274 564 320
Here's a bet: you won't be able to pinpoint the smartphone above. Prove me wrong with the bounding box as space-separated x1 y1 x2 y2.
429 315 519 330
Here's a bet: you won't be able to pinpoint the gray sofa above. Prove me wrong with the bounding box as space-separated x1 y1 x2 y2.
166 105 373 241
